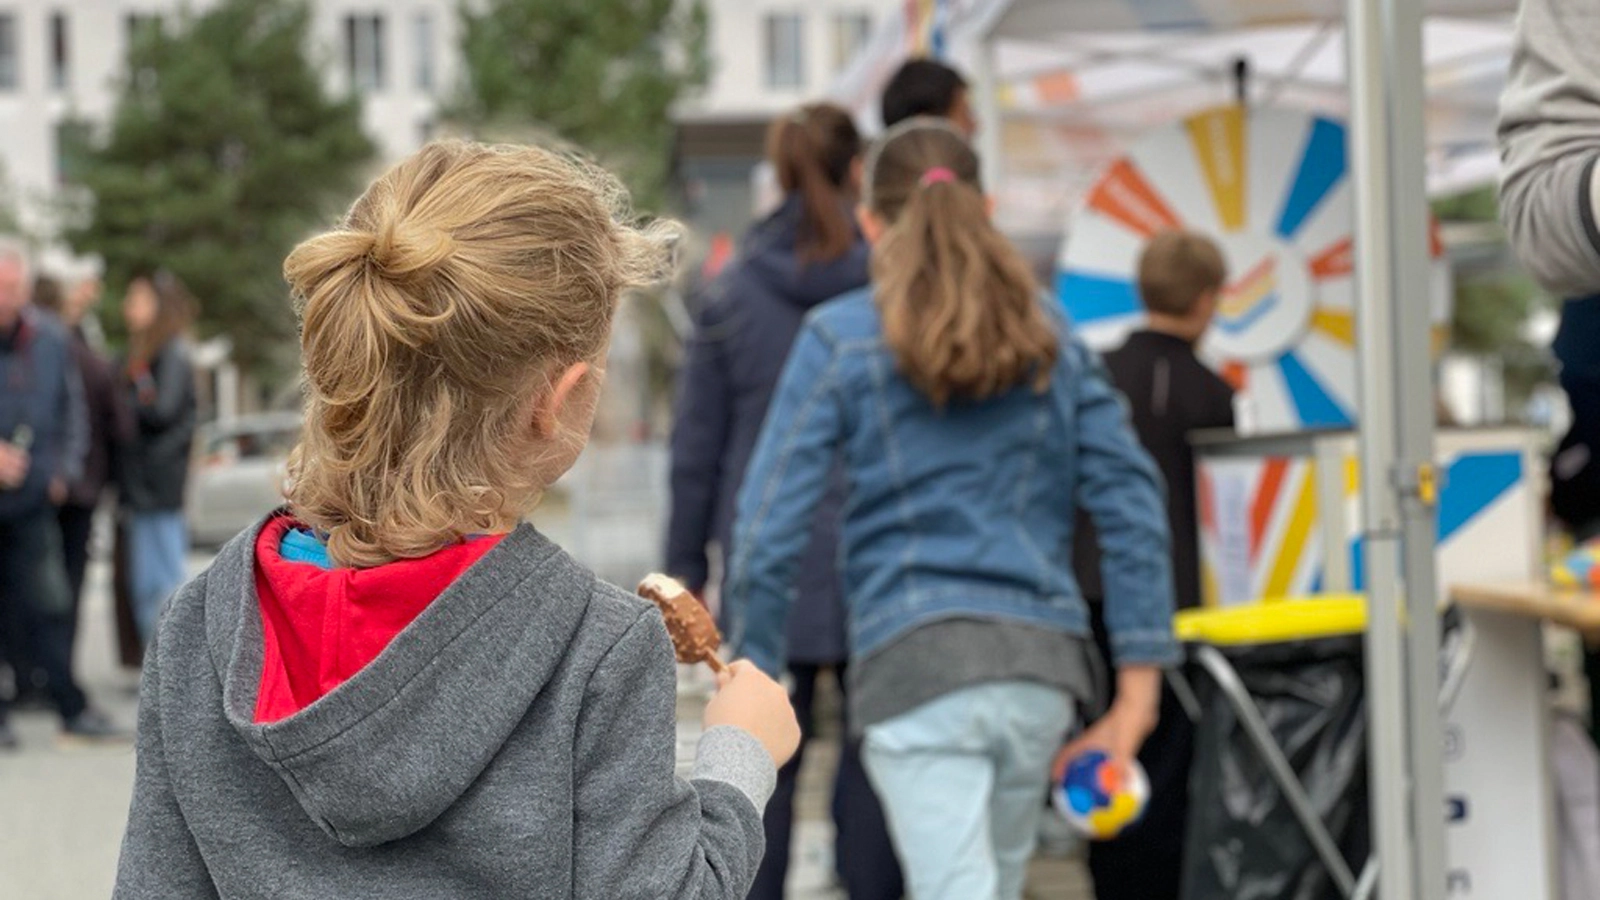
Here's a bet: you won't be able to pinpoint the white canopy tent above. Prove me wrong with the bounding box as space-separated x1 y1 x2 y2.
832 0 1514 234
835 2 1521 899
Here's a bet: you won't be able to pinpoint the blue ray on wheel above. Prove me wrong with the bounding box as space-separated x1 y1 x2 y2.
1275 118 1346 240
1056 270 1141 325
1277 349 1351 427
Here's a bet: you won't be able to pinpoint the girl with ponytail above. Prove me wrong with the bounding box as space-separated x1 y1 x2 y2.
727 119 1176 900
666 102 904 899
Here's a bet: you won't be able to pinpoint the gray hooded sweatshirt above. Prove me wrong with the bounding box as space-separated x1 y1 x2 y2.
1498 0 1600 296
114 519 775 899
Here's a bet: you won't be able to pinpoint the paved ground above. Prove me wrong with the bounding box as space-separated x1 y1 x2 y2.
0 529 153 900
0 483 1093 898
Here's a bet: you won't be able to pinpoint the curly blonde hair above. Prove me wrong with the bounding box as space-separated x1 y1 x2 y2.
283 140 675 568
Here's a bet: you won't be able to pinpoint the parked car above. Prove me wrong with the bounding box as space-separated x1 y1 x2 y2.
188 412 302 548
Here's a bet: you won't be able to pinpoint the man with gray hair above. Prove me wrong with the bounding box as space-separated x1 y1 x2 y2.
0 245 120 748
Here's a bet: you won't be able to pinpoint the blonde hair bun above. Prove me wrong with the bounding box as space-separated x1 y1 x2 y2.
371 219 456 282
283 139 676 568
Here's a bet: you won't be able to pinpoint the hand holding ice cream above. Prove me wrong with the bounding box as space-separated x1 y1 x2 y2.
639 574 799 767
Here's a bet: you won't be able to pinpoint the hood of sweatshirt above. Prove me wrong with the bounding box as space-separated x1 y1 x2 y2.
739 196 871 312
201 515 596 849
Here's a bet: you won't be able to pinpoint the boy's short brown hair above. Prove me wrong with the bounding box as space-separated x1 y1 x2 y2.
1137 229 1227 317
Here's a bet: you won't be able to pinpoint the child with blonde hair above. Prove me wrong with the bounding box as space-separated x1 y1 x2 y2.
114 140 798 899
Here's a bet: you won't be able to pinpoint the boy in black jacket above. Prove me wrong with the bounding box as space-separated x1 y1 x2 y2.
1075 229 1234 900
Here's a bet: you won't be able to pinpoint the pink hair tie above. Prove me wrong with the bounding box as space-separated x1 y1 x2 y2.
919 167 958 187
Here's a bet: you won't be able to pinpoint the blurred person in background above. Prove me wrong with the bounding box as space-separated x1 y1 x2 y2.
1498 0 1600 744
33 274 133 661
119 270 198 645
0 249 122 747
1072 230 1234 900
726 120 1174 900
72 275 112 350
1499 0 1600 542
666 101 903 900
880 58 977 137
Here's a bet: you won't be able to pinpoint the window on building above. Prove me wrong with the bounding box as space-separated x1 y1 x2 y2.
50 12 70 90
0 14 18 90
763 14 804 90
413 12 435 92
831 12 871 73
344 15 386 93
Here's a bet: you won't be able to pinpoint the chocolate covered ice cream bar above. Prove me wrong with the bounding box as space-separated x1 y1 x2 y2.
637 574 726 673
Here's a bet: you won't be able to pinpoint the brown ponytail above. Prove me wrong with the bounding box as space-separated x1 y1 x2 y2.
767 103 862 262
865 119 1057 407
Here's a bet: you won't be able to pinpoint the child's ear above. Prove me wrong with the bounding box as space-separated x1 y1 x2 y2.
856 205 887 244
534 362 592 437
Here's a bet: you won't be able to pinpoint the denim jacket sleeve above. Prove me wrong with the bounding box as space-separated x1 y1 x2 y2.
724 320 844 676
1068 338 1181 667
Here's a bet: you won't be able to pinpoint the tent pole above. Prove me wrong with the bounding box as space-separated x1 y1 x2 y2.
1346 0 1442 896
974 34 1003 195
1381 0 1449 894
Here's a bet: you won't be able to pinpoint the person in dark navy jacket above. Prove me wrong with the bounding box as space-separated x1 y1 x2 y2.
665 103 902 900
0 249 123 748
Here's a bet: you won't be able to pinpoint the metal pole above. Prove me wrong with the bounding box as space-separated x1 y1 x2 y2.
973 34 1004 194
1382 0 1448 895
1345 0 1420 897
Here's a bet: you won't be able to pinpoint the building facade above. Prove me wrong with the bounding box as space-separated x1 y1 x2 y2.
676 0 895 246
683 0 886 120
0 0 900 260
0 0 457 241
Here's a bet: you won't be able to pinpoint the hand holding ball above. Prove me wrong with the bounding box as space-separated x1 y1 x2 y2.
1053 750 1150 840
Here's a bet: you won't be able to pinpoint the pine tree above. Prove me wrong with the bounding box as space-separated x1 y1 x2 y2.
452 0 710 210
1432 186 1556 412
67 0 375 375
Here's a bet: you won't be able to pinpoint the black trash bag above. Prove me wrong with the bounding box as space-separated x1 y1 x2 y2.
1181 636 1371 900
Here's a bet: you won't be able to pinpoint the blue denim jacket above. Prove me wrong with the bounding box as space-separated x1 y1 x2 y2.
726 288 1178 676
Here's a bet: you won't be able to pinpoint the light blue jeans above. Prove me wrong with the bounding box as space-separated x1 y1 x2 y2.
127 510 187 644
863 681 1075 900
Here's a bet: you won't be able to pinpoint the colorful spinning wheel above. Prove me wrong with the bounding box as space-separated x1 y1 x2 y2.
1056 106 1451 430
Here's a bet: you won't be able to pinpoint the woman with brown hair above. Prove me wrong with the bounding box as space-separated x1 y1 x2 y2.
667 102 902 900
727 119 1176 900
119 269 197 644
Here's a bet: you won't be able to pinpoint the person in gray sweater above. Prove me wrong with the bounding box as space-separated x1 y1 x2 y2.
1499 0 1600 530
114 140 800 899
1499 0 1600 743
1499 0 1600 297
